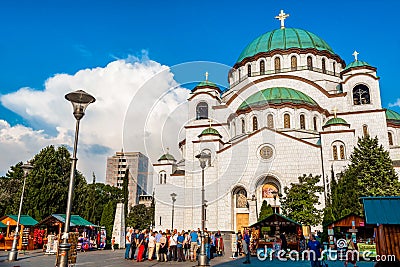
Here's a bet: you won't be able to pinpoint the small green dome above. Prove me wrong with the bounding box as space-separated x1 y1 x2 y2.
237 28 334 63
386 109 400 123
237 87 318 111
200 127 220 136
193 80 220 92
158 153 176 162
324 117 348 126
343 60 371 70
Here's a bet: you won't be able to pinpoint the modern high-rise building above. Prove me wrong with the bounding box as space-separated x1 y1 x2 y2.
106 151 149 208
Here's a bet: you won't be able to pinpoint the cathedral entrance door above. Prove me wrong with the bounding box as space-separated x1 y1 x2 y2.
236 213 249 232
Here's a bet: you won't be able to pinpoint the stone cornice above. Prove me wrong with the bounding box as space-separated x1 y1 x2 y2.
336 109 385 116
236 102 330 117
184 123 227 129
342 72 379 83
222 75 347 108
320 129 355 134
231 47 345 71
341 65 377 76
188 91 221 101
217 126 320 154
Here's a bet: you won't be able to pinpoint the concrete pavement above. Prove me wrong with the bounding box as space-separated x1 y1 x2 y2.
0 249 378 267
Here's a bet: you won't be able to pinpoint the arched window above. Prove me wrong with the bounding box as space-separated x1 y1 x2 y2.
252 116 258 131
260 60 265 74
232 122 236 136
363 125 368 137
332 145 338 160
267 114 274 129
238 69 241 81
388 132 394 146
235 188 248 208
241 119 246 134
159 172 166 184
291 56 297 70
353 84 371 105
247 64 252 77
196 102 208 120
340 145 345 160
274 57 281 73
307 56 313 70
322 58 326 74
313 116 318 131
333 62 336 75
284 114 291 128
300 114 306 129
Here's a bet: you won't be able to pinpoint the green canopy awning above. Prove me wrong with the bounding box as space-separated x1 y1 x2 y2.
0 221 6 228
362 196 400 225
7 215 38 226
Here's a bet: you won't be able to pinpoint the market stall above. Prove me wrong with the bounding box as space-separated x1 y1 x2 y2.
363 197 400 262
249 213 302 256
0 215 38 250
36 214 99 253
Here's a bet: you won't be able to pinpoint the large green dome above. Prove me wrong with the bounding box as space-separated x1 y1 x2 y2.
237 28 334 63
237 87 318 111
386 109 400 124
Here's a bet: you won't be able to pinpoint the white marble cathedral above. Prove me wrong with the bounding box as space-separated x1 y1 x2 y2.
152 11 400 232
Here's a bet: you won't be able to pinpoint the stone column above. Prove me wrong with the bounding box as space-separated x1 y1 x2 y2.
112 203 125 249
248 200 257 226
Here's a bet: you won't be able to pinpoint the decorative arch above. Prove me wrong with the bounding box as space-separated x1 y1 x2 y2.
267 114 274 129
196 102 208 120
159 171 167 184
307 55 313 70
322 58 326 74
232 186 248 208
332 140 346 160
291 55 298 70
300 114 306 129
254 175 282 194
274 57 281 73
260 60 265 74
284 113 291 128
353 84 371 105
388 131 394 146
252 116 258 131
363 124 369 137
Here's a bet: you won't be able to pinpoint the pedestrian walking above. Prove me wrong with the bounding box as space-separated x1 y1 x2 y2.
137 230 145 262
190 229 199 262
242 229 251 264
125 228 132 260
177 231 185 261
159 232 168 262
307 234 322 267
111 237 115 251
148 231 155 261
155 230 162 261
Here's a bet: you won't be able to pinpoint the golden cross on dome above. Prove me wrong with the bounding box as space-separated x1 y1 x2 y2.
166 147 170 154
208 118 213 128
332 106 338 118
275 10 290 29
205 72 209 81
352 50 359 61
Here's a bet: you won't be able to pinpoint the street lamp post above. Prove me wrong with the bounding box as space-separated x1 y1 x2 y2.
252 194 258 221
196 151 210 266
272 191 278 214
170 193 177 230
58 90 95 267
8 162 33 262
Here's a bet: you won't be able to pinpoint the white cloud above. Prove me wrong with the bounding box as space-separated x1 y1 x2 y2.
388 99 400 108
0 55 190 184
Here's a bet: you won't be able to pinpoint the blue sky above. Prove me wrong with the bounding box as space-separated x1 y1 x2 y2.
0 0 399 181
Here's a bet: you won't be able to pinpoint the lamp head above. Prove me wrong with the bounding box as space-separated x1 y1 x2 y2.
170 193 177 201
195 151 211 169
252 194 256 201
21 161 33 176
65 90 96 120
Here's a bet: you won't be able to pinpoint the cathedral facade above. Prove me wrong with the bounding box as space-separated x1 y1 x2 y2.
152 12 400 232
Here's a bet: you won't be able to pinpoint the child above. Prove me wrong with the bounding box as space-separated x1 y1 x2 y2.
111 236 115 251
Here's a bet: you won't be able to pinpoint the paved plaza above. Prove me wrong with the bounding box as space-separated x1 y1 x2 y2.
0 249 379 267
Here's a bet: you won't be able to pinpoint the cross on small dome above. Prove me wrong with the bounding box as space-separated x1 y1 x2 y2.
352 50 359 61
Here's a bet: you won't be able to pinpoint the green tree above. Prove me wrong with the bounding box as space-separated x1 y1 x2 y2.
0 162 24 216
280 174 324 226
100 201 116 240
331 136 400 217
126 204 153 230
258 200 273 221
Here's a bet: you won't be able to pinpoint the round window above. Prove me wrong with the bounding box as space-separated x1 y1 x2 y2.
259 145 274 160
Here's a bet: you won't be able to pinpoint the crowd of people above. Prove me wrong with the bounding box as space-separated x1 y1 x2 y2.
123 228 224 263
